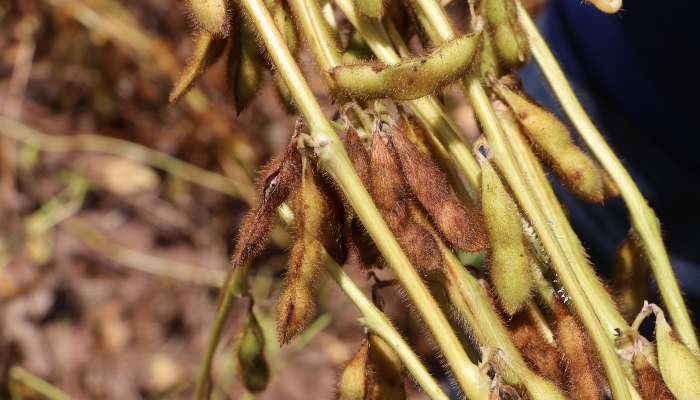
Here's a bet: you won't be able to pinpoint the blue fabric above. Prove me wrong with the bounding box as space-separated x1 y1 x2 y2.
519 1 700 307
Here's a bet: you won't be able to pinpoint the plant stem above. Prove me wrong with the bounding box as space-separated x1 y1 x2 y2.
193 263 250 400
515 1 698 353
235 0 490 396
395 0 633 397
324 253 450 400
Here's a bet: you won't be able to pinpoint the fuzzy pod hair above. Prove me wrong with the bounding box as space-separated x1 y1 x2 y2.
479 155 532 315
169 31 227 103
369 125 442 272
230 140 301 267
336 340 372 400
186 0 230 37
493 76 605 203
368 334 406 399
390 122 488 253
276 155 325 344
650 304 700 400
505 310 566 388
632 347 674 400
553 300 608 400
344 123 382 270
478 0 530 69
329 20 483 101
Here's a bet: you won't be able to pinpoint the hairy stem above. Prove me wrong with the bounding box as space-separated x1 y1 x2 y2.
515 0 698 353
235 0 490 396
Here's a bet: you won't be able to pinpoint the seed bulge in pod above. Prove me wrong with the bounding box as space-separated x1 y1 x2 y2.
228 14 263 115
493 76 604 202
329 21 483 101
651 304 700 400
479 0 530 69
237 307 270 393
169 32 227 103
368 334 406 400
553 300 607 400
337 340 372 400
275 156 324 344
391 122 488 253
187 0 229 37
632 347 674 400
369 128 442 272
479 156 532 315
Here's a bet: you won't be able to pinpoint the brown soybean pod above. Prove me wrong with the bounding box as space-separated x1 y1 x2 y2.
369 128 441 272
390 122 488 253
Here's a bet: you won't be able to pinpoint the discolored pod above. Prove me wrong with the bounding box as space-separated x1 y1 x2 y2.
187 0 229 37
479 155 532 315
632 347 674 400
505 310 565 387
554 301 607 400
237 307 270 393
649 304 700 400
479 0 530 69
329 21 483 100
493 76 604 202
369 126 442 272
344 125 382 269
390 122 488 253
231 141 301 267
227 15 263 114
169 32 227 103
276 156 324 344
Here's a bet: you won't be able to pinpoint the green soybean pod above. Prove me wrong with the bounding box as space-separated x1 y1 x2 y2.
228 15 263 114
329 20 483 100
480 0 530 69
169 31 227 103
188 0 229 37
479 154 532 315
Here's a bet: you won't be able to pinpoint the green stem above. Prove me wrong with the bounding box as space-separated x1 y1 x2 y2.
324 253 450 400
194 263 250 400
515 1 698 353
465 74 632 400
236 0 490 396
394 0 633 397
